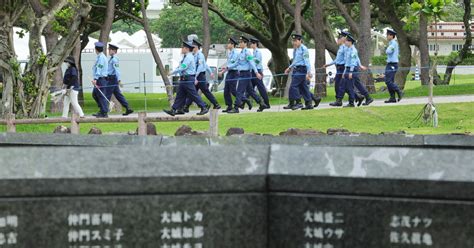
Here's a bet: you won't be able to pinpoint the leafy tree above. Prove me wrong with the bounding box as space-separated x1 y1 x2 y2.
152 2 244 48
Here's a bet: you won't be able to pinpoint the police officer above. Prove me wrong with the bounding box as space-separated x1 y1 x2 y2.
107 44 134 116
163 40 209 116
385 29 404 103
219 37 239 112
341 34 358 107
250 38 270 112
324 31 349 107
182 39 220 113
91 42 109 118
284 34 314 110
227 36 264 114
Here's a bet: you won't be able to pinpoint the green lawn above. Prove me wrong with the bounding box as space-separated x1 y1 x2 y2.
4 102 473 136
45 74 474 117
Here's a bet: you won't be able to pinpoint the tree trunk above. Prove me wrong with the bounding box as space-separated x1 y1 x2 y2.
201 0 211 58
312 0 327 97
0 25 17 117
45 30 64 113
294 0 302 34
419 11 430 86
438 0 472 85
99 0 115 53
270 48 290 96
395 31 412 90
139 0 174 106
358 0 375 93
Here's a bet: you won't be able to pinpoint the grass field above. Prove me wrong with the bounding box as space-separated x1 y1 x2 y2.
44 74 474 116
3 102 473 136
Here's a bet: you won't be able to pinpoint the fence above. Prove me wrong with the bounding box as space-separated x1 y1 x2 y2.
0 109 219 136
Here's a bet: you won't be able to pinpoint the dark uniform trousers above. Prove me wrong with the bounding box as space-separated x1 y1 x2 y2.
172 75 206 110
250 70 269 106
92 77 109 113
343 67 357 104
224 70 238 107
185 72 218 107
353 71 369 98
335 65 345 99
289 66 312 102
385 63 401 95
234 70 252 107
106 75 129 109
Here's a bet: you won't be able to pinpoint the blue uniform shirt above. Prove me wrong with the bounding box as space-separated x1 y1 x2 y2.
386 39 399 63
171 52 196 76
93 52 108 80
236 47 258 73
289 44 311 74
227 49 239 71
253 48 263 71
195 50 212 78
328 45 346 66
344 45 359 73
108 56 121 81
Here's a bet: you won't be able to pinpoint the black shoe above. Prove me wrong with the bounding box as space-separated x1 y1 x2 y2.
257 103 269 112
397 91 404 102
384 98 397 104
222 106 232 113
163 109 176 116
292 103 304 110
227 108 239 114
183 106 190 113
302 104 314 110
123 109 134 116
92 112 101 117
362 98 374 106
213 104 221 110
343 103 355 108
96 112 108 118
175 109 185 115
329 99 343 107
197 107 209 115
356 97 364 107
245 100 253 110
283 104 294 109
312 95 322 108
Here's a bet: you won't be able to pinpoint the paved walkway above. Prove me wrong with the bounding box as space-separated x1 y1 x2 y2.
109 94 474 118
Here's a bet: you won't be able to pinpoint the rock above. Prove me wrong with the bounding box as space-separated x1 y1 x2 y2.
175 125 207 136
380 130 407 135
134 123 158 136
327 128 351 135
226 128 245 136
53 125 70 134
279 128 325 136
88 127 102 135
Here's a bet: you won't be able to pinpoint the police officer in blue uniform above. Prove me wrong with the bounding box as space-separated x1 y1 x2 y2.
163 41 209 116
341 34 359 107
107 44 134 116
220 37 239 112
384 29 404 103
284 34 315 110
182 39 221 113
324 31 349 107
250 38 271 112
228 36 264 114
91 42 109 118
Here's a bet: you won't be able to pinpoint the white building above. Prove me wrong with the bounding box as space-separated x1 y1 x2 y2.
428 21 474 56
146 0 169 19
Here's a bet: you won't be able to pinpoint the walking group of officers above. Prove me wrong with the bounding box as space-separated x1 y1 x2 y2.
159 28 403 117
62 28 403 118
